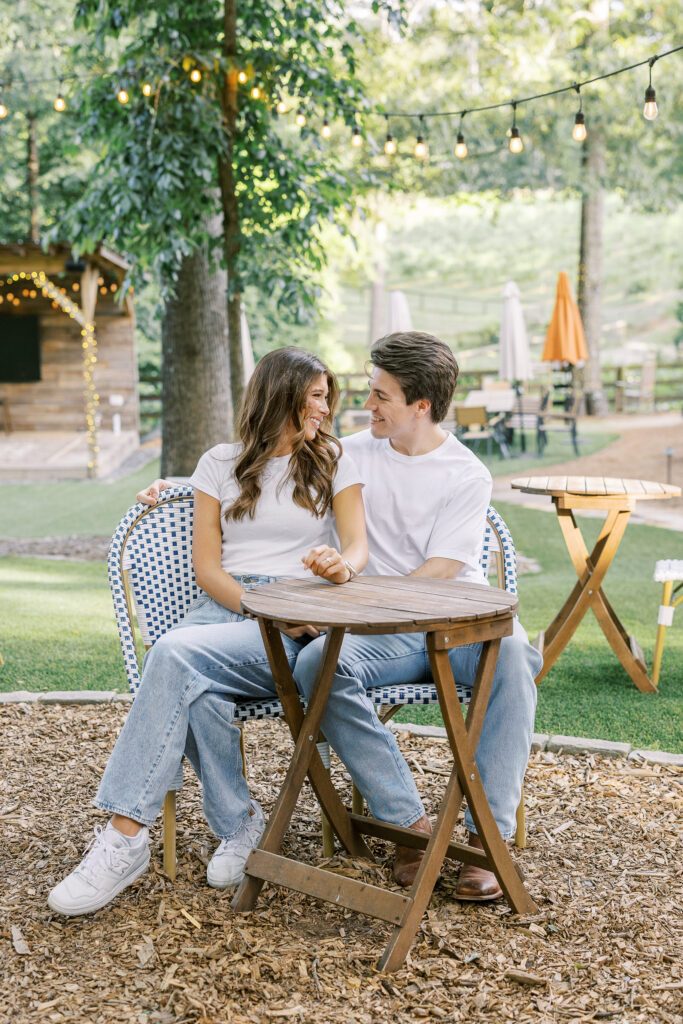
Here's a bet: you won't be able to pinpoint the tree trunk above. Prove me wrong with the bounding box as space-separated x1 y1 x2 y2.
576 132 609 416
218 0 245 418
27 113 40 241
161 216 231 476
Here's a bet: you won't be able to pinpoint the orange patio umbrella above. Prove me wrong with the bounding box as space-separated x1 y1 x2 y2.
542 271 588 365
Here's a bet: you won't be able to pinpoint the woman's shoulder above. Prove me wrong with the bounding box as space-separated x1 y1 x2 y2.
200 442 242 463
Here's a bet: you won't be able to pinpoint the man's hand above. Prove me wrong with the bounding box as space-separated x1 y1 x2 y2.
282 625 320 639
136 478 174 506
302 545 349 585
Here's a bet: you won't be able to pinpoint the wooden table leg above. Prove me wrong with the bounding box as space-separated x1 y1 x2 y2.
536 503 656 691
379 630 538 973
232 624 371 913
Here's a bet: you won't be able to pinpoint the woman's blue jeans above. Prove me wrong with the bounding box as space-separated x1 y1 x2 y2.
293 618 541 840
94 579 305 840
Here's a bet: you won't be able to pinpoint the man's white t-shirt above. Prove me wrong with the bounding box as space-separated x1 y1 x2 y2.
190 444 362 579
341 430 492 585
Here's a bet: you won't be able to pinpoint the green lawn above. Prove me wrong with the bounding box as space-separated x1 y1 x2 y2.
1 501 681 751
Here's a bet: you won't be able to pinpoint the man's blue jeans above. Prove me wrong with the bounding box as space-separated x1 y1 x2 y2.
293 619 541 840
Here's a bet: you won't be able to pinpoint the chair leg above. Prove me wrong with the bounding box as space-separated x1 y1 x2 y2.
352 784 364 815
163 790 177 880
239 724 247 781
514 785 526 848
652 581 674 689
317 739 335 858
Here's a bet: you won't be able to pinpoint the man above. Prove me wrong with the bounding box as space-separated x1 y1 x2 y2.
132 331 540 899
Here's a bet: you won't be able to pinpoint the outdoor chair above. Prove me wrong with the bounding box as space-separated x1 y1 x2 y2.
454 404 509 458
536 388 581 457
108 487 525 879
615 354 656 413
651 559 683 688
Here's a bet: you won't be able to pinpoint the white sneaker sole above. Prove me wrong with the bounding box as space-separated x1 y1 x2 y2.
47 849 151 916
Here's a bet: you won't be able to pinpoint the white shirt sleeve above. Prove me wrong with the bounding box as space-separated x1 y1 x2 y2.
189 446 226 501
332 450 364 496
424 469 492 569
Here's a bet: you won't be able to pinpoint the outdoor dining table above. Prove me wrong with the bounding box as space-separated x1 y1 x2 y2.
511 475 681 693
231 575 538 972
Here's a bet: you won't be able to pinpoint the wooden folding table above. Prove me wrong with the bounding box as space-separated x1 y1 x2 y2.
231 576 538 972
511 475 681 692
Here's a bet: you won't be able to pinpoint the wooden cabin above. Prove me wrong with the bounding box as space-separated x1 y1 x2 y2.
0 242 141 479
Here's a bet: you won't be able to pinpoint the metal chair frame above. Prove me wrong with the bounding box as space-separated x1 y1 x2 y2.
108 486 523 877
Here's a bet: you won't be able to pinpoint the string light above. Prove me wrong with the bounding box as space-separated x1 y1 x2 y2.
508 103 523 153
295 110 306 127
142 82 152 96
276 99 288 114
190 68 202 83
643 57 658 120
572 86 587 141
54 82 66 112
250 85 260 99
384 116 396 155
321 113 331 138
237 70 248 84
351 121 362 147
414 115 427 158
454 113 467 158
0 96 7 118
117 86 129 104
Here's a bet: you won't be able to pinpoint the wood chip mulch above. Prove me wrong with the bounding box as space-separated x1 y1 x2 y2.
1 705 681 1024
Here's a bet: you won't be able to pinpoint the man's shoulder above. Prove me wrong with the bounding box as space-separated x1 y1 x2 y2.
339 429 377 455
439 433 492 483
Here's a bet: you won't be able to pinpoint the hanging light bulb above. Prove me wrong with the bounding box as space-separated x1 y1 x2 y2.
276 99 288 114
142 82 152 97
384 117 396 155
643 59 658 120
508 103 523 153
190 68 202 83
572 86 587 141
351 122 363 147
54 85 66 112
250 85 260 99
237 70 248 84
117 87 129 104
414 115 427 158
295 111 306 127
321 114 331 138
0 99 7 119
454 113 468 158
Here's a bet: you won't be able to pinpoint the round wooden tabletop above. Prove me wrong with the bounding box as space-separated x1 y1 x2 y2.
240 576 518 632
511 475 681 500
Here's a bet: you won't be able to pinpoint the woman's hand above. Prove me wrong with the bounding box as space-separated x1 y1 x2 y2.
282 624 320 639
136 478 174 505
302 545 350 585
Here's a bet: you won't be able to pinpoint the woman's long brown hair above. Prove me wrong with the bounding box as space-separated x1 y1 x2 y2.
224 347 341 522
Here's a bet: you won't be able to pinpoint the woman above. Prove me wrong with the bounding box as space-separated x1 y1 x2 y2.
48 348 367 916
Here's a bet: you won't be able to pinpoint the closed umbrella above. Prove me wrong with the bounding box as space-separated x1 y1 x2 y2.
387 289 413 333
499 280 533 452
542 271 588 366
499 280 533 383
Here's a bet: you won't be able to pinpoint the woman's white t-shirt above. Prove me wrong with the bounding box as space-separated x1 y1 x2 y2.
190 443 362 578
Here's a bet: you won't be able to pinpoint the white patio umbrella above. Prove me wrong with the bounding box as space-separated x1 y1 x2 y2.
386 289 413 334
240 303 256 384
499 280 533 384
499 280 533 452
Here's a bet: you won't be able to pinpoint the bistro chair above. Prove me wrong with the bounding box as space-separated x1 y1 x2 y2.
108 487 524 878
651 559 683 689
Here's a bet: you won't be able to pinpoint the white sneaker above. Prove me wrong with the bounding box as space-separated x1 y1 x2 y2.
48 822 150 916
207 800 265 889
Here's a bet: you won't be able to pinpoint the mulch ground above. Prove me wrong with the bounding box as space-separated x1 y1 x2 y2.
1 706 681 1024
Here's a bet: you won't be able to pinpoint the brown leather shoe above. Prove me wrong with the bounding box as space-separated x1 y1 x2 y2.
393 814 432 888
455 831 503 902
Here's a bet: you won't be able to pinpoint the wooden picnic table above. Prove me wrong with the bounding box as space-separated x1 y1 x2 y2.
231 575 538 972
511 475 681 692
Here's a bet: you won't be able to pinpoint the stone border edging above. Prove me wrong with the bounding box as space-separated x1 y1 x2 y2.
1 690 681 767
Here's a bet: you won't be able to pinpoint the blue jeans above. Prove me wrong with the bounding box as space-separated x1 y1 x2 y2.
95 578 305 840
293 619 541 839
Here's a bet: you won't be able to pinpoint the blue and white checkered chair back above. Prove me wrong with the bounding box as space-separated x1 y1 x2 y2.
108 489 517 715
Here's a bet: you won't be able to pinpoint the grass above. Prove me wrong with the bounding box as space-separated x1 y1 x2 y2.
1 502 681 751
0 458 162 538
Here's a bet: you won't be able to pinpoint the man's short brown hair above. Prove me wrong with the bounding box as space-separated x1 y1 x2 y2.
370 332 459 423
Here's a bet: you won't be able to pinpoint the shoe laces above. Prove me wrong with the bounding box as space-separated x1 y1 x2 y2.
218 809 263 856
75 825 132 883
